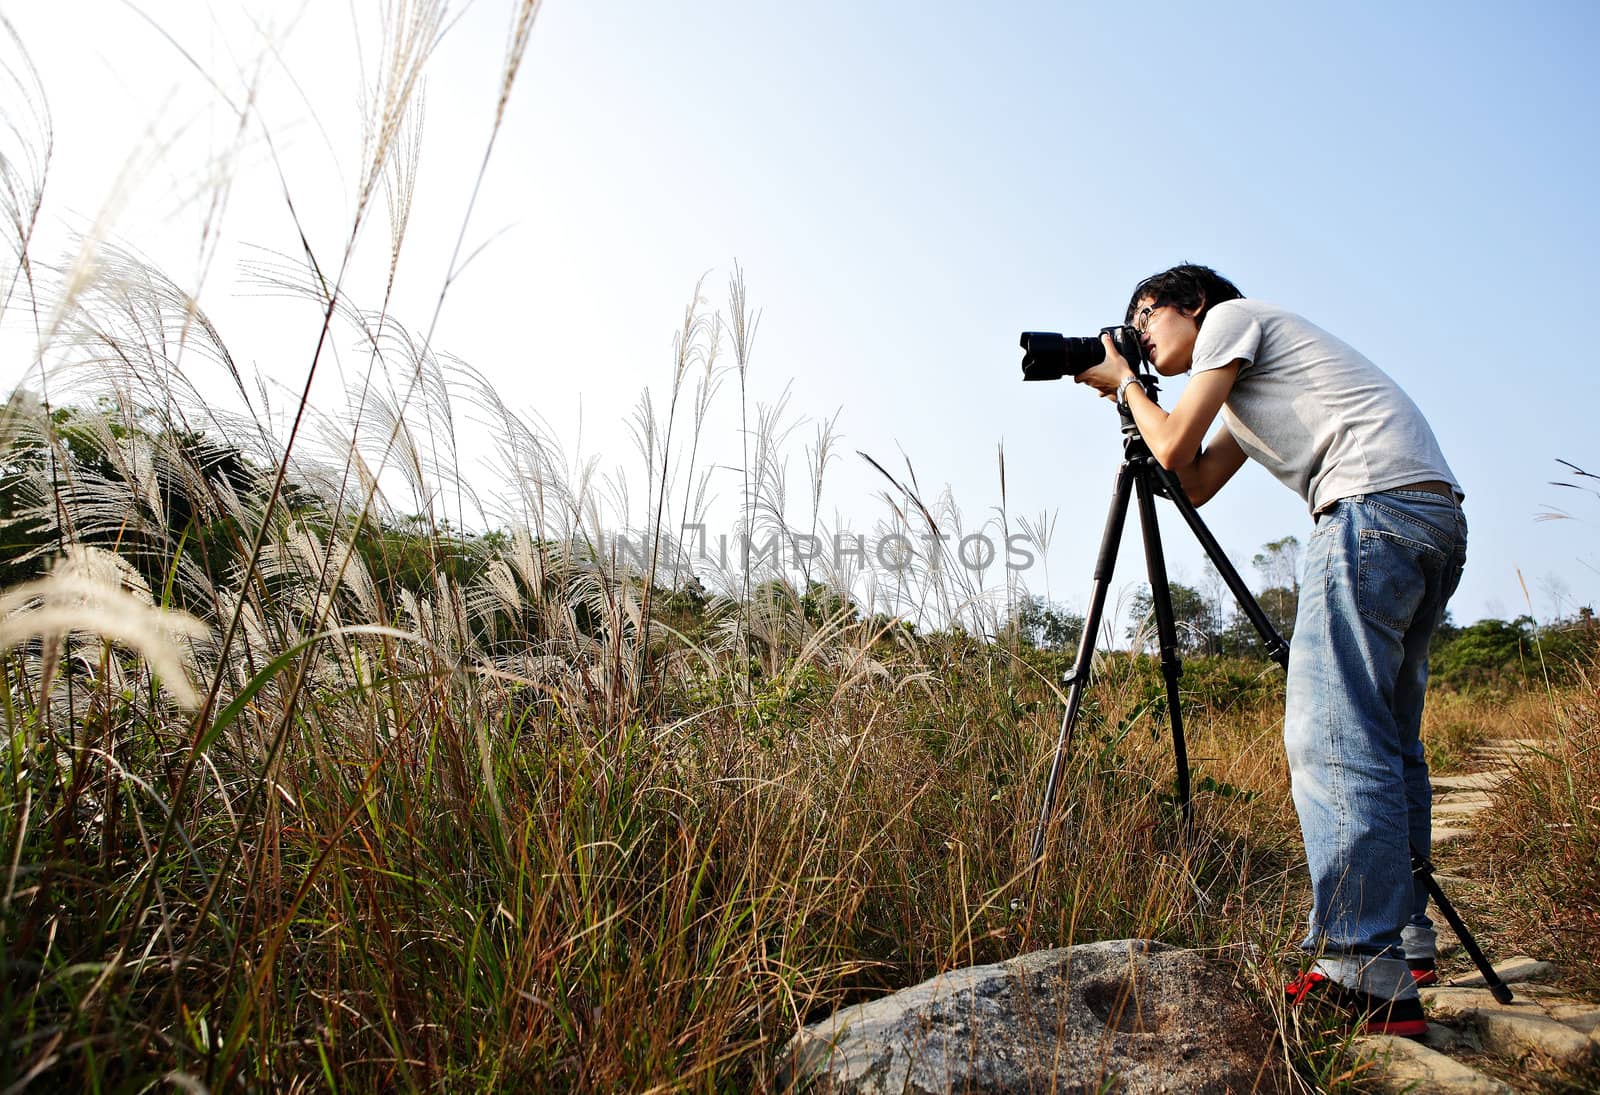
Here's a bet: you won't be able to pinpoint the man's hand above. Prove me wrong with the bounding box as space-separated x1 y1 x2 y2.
1073 332 1135 400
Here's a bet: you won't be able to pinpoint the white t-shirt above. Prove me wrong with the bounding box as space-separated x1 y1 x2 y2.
1190 299 1461 515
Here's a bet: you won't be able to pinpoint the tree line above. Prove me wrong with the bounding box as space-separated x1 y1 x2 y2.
1003 532 1598 691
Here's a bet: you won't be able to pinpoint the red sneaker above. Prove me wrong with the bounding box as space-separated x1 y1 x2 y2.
1285 970 1428 1038
1408 958 1439 988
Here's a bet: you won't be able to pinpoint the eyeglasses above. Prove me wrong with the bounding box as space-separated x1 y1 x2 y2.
1133 304 1162 335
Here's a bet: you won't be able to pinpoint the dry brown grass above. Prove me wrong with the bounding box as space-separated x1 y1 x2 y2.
1458 666 1600 998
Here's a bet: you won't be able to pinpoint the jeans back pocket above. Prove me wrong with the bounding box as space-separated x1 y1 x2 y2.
1357 528 1447 633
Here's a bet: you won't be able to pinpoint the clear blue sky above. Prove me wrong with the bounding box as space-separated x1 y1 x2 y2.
6 0 1598 627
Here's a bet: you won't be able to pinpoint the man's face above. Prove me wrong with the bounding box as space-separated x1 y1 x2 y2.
1133 296 1201 376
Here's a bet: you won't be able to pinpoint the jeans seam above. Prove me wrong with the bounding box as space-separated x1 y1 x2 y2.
1384 489 1457 503
1322 519 1349 914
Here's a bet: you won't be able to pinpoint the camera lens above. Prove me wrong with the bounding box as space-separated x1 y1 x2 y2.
1019 327 1142 381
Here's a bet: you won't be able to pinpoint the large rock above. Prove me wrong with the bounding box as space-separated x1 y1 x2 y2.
780 939 1284 1094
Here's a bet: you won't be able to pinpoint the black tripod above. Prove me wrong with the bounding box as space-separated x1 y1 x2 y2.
1028 373 1512 1004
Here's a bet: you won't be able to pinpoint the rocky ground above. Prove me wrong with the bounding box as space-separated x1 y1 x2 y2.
1355 739 1599 1094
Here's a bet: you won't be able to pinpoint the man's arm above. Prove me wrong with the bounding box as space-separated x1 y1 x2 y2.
1121 362 1238 470
1173 423 1247 506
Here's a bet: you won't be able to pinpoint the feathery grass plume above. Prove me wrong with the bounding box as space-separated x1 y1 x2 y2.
0 14 50 330
59 243 254 411
1017 507 1058 595
355 1 447 229
724 263 760 679
631 278 718 708
0 544 210 707
796 409 841 585
996 440 1015 633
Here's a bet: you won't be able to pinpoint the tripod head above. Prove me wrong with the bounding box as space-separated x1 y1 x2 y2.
1117 369 1166 484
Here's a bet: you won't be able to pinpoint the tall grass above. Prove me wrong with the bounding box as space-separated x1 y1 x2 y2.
1464 656 1600 998
0 553 1309 1089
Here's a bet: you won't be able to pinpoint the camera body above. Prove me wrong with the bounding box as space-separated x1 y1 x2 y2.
1019 325 1145 381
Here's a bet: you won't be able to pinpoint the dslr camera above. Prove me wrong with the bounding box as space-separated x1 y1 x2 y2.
1019 326 1145 381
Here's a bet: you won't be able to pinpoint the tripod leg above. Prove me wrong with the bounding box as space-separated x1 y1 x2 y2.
1134 469 1192 831
1415 853 1515 1003
1148 461 1290 668
1030 462 1136 877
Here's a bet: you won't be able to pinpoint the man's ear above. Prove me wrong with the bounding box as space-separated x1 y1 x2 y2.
1184 295 1206 319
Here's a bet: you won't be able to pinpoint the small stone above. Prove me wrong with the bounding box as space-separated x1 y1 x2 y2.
1546 1001 1600 1034
1419 983 1600 1067
1419 1020 1475 1053
1448 956 1555 987
1433 793 1495 818
1474 1007 1597 1068
1436 789 1494 807
1432 772 1507 791
1422 986 1523 1016
1468 744 1549 765
1432 826 1472 846
1354 1033 1513 1093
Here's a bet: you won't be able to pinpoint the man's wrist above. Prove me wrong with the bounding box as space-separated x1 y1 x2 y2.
1116 375 1140 407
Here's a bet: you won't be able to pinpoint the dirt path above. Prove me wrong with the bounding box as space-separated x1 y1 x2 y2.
1356 739 1599 1092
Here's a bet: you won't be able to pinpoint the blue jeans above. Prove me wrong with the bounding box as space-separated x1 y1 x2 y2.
1285 488 1467 1000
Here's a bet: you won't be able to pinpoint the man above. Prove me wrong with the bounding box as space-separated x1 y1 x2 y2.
1074 264 1467 1038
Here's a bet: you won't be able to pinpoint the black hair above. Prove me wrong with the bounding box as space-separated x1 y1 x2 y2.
1125 264 1244 327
